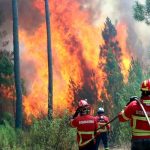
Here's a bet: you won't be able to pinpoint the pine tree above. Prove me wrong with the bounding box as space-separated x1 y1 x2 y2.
12 0 23 128
44 0 53 120
99 18 125 145
133 0 150 25
99 17 124 114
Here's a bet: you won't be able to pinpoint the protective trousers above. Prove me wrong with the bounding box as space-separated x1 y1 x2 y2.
131 139 150 150
79 140 96 150
95 132 109 150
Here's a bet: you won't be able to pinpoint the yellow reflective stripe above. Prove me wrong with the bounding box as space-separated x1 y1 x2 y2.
141 88 149 91
121 110 130 120
133 129 150 133
143 100 150 104
97 123 107 132
132 115 148 129
133 132 150 136
78 131 94 134
79 139 93 146
78 131 95 146
97 126 107 132
132 115 149 121
97 128 107 132
132 115 150 136
133 116 136 129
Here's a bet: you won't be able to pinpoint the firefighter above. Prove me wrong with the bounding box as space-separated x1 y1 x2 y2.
95 107 110 150
70 99 98 150
118 79 150 150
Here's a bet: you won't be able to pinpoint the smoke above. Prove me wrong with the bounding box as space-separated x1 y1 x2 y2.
78 0 150 62
0 0 149 49
0 0 44 32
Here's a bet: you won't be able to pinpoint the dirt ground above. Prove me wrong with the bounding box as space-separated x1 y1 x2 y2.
98 144 131 150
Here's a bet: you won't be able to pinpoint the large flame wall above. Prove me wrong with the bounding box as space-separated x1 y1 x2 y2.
19 0 131 120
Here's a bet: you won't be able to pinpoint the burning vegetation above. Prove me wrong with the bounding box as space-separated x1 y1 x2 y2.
18 0 132 121
0 0 143 122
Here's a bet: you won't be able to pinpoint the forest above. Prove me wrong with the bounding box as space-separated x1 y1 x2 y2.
0 0 150 150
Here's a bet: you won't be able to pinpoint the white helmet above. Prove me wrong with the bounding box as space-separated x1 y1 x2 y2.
97 107 104 114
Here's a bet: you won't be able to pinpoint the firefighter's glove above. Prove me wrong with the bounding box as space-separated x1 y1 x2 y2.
126 96 139 106
72 107 81 119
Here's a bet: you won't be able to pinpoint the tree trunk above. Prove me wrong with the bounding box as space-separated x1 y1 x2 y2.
44 0 53 120
12 0 23 128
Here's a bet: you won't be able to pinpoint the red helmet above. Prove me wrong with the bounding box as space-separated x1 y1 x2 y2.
78 99 89 108
78 99 90 115
141 79 150 91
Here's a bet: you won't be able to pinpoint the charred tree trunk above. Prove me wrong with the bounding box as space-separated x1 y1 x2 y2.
44 0 53 120
12 0 22 128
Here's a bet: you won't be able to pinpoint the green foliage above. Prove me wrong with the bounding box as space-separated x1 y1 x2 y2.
99 18 124 114
0 50 14 86
0 112 15 127
133 0 150 25
112 59 144 146
0 121 16 149
102 17 117 42
118 59 143 106
99 18 127 146
30 114 77 150
0 114 77 150
133 2 145 21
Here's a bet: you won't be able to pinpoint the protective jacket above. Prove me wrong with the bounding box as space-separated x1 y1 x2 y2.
70 114 98 147
118 97 150 139
95 115 110 133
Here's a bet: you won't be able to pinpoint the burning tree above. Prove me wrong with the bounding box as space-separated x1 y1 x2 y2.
99 17 124 114
0 48 15 123
99 17 130 146
0 10 15 122
68 70 99 110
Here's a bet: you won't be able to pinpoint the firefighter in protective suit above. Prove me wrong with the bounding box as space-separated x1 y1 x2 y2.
95 107 110 150
70 99 98 150
118 79 150 150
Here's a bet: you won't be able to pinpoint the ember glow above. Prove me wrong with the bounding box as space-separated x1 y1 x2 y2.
19 0 131 121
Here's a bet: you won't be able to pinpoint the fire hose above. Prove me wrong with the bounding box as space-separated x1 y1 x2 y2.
71 97 150 146
136 98 150 126
96 115 118 131
97 96 150 131
71 96 150 136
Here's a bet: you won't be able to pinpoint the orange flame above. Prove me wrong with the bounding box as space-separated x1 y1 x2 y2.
116 22 131 82
19 0 131 121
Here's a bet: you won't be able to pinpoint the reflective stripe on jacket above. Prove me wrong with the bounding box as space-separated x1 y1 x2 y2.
70 114 98 146
78 131 95 146
118 97 150 139
95 115 110 133
97 122 107 132
132 115 150 136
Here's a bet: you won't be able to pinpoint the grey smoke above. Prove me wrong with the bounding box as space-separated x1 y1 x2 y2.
78 0 150 63
0 0 150 63
0 0 44 32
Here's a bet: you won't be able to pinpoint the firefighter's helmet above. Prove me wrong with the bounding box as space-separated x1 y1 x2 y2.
97 107 104 114
78 99 90 115
78 99 89 107
141 79 150 91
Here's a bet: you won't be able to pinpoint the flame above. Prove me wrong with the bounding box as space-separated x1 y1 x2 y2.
18 0 131 121
116 22 131 82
